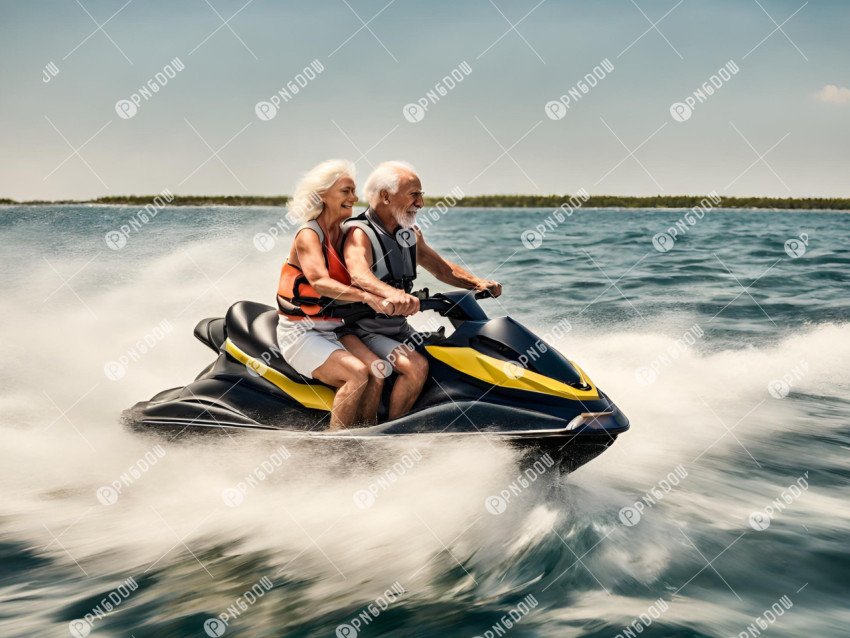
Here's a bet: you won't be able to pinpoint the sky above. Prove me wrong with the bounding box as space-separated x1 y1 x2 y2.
1 0 848 200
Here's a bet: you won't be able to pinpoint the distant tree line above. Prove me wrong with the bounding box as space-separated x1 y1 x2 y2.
444 194 850 210
3 194 849 210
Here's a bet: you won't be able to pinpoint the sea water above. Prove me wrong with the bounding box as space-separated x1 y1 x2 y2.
0 206 847 637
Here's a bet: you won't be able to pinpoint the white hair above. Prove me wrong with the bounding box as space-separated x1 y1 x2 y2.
363 161 418 208
287 159 356 222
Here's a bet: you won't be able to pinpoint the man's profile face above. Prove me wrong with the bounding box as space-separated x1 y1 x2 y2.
385 172 423 228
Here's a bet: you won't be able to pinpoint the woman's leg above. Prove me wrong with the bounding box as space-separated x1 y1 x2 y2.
311 350 370 430
339 334 385 426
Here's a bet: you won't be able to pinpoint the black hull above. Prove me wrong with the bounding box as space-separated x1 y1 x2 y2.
127 294 630 474
126 390 626 473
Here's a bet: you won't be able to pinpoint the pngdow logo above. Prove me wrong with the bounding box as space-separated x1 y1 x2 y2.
634 324 704 386
69 578 138 637
412 186 464 232
103 319 174 381
220 445 292 507
104 189 174 250
335 582 406 638
613 598 670 638
96 444 166 506
730 595 793 638
767 359 809 399
202 576 274 637
748 472 809 531
352 449 423 509
252 191 323 252
255 59 325 121
369 317 443 379
42 60 59 83
402 61 472 123
473 594 538 638
245 319 317 381
651 192 721 253
669 60 739 122
484 454 554 515
545 58 614 120
618 464 688 527
519 189 589 249
500 318 572 380
115 58 185 119
784 232 809 259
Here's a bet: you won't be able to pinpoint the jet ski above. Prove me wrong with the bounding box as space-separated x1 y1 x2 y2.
126 290 629 472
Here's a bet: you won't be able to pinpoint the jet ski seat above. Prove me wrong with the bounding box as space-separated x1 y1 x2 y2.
225 301 316 384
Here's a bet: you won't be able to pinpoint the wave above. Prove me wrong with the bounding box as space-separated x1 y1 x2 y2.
2 223 848 636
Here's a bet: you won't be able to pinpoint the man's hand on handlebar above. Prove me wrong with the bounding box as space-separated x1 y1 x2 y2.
384 290 420 316
474 279 502 298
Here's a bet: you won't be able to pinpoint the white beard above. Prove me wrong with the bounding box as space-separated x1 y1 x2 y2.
393 208 418 229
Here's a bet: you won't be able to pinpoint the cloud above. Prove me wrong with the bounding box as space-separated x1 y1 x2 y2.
813 84 850 104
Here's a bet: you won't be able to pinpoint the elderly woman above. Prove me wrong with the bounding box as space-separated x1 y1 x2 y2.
275 159 389 429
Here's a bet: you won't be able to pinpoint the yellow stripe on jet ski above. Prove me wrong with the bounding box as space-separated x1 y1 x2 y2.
424 346 599 401
224 338 334 411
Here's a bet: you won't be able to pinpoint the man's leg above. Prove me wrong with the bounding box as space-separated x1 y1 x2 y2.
385 345 428 420
339 334 384 426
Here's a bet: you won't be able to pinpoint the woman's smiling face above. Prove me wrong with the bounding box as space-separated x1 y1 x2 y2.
321 176 357 217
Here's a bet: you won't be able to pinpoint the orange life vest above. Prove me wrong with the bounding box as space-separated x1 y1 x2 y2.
277 220 351 319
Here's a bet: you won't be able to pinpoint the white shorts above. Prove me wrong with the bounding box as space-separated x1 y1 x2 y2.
276 316 345 378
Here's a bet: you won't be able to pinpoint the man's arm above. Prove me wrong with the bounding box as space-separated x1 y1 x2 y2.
416 228 502 296
343 228 419 314
294 230 387 313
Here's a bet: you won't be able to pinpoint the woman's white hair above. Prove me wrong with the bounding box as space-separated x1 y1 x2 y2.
363 161 418 208
287 159 356 222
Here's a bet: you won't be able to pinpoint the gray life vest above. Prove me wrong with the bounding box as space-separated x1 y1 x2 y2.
342 209 417 293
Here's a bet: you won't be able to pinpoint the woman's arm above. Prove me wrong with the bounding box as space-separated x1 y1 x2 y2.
293 230 386 310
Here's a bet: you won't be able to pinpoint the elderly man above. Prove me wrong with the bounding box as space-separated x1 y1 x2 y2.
340 161 502 420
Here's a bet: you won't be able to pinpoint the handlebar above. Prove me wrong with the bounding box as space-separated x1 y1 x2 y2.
331 287 492 324
413 287 493 311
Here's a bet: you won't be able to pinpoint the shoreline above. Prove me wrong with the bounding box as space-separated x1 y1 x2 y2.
3 204 848 214
2 194 849 210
